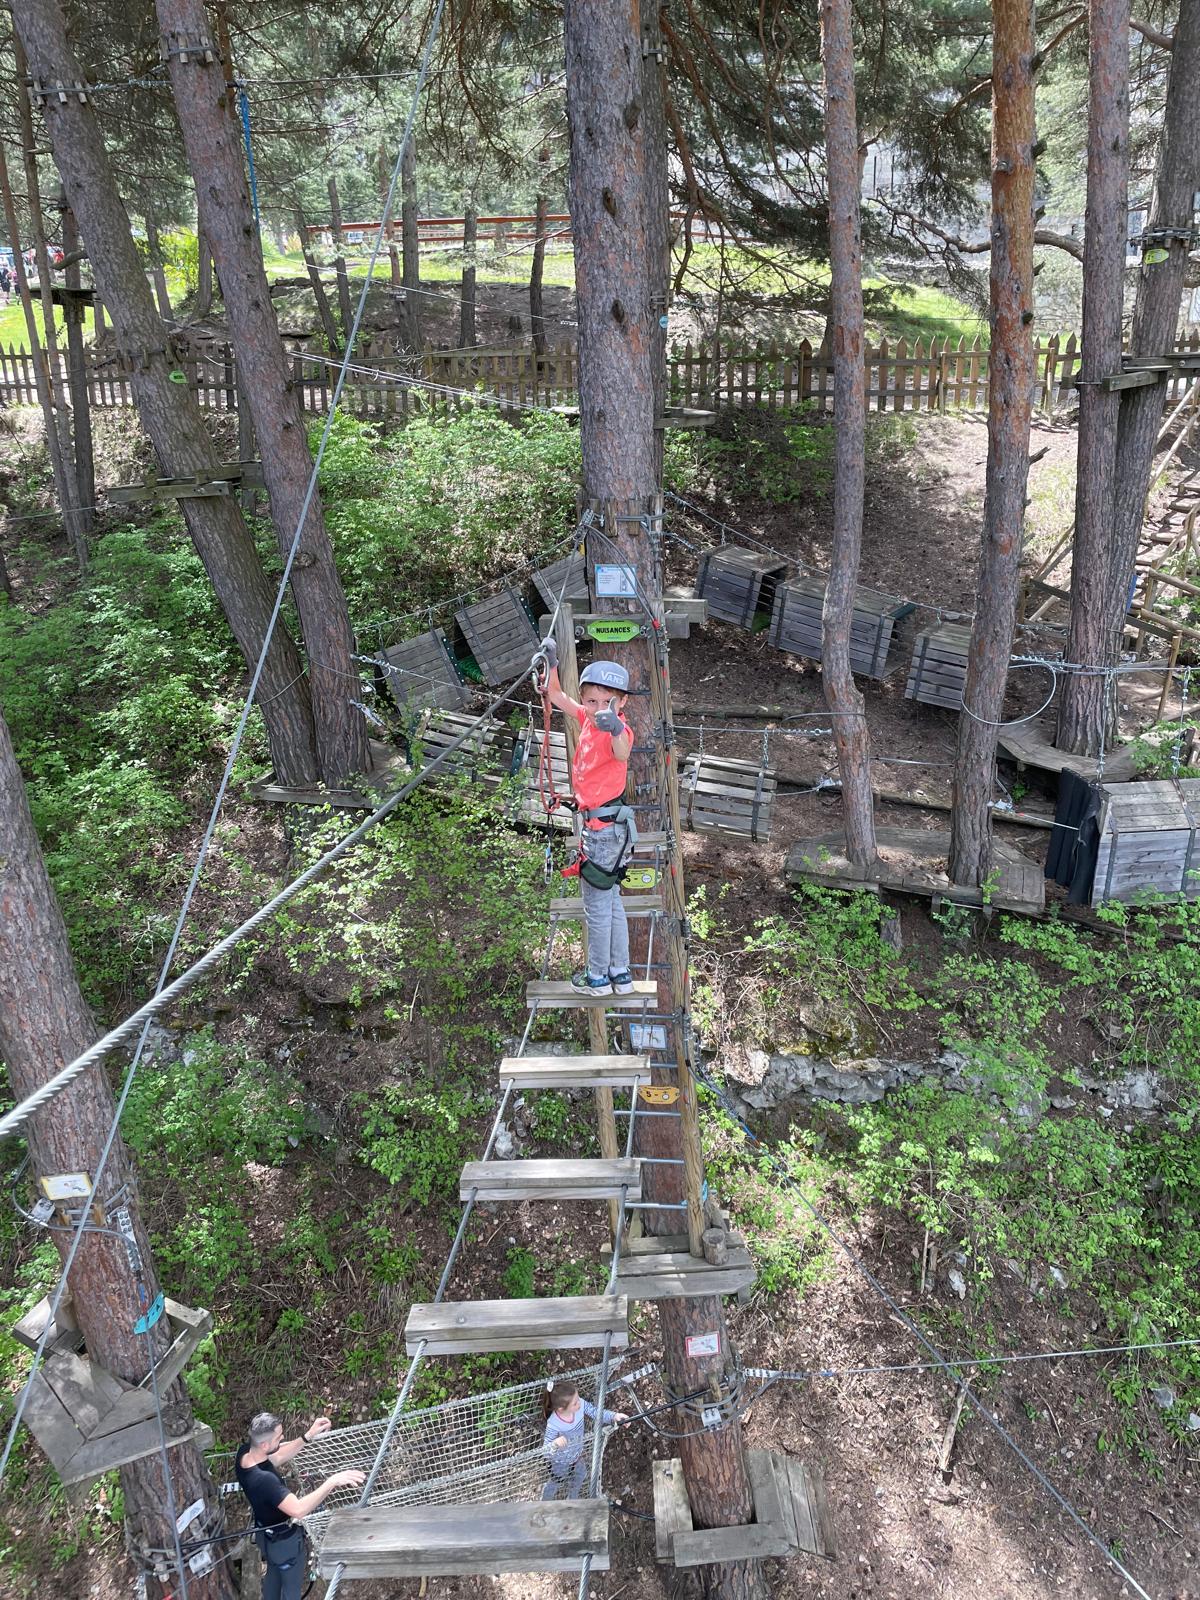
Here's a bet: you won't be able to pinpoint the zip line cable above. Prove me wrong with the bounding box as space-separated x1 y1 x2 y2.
0 0 452 1563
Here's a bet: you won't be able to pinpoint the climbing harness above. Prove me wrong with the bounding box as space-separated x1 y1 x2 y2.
530 648 565 818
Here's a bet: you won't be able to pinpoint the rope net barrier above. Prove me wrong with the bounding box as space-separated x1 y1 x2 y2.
282 1361 618 1548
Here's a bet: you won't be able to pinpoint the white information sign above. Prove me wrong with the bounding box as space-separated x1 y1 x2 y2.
685 1330 721 1360
595 563 638 598
177 1497 205 1535
629 1023 668 1051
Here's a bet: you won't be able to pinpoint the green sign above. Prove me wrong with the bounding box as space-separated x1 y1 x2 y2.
624 866 660 891
586 619 641 643
1142 246 1169 264
168 369 188 384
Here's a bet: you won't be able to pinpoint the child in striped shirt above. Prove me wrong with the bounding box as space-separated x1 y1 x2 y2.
540 1378 628 1500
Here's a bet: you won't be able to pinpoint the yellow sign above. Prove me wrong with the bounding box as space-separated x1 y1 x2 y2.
39 1172 92 1201
623 866 659 890
640 1086 679 1106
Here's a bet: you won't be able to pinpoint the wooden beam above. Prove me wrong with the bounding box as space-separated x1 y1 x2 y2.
653 1457 694 1560
613 1244 756 1300
498 1054 651 1089
550 894 664 918
525 979 658 1010
403 1294 628 1355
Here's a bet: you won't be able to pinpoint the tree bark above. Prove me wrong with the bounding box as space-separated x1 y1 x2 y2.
1105 0 1200 683
820 0 877 871
530 184 549 358
564 3 763 1594
13 0 321 788
0 708 235 1600
1057 0 1130 756
158 0 369 784
8 49 86 569
196 228 213 317
60 196 95 531
400 134 422 351
642 9 671 487
144 214 173 323
459 203 477 348
949 0 1037 886
295 205 342 354
326 175 354 341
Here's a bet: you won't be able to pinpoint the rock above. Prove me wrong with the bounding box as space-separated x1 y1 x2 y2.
1186 1412 1200 1433
947 1266 967 1299
1150 1384 1175 1411
492 1123 517 1161
1046 1077 1077 1111
1048 1266 1067 1290
1103 1070 1160 1111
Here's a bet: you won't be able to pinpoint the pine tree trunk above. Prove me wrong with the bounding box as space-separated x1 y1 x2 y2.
61 198 95 531
564 4 764 1594
295 205 342 355
820 0 876 870
530 188 548 358
0 709 235 1600
326 180 354 345
641 12 671 487
459 204 477 348
13 0 321 788
158 0 370 784
1056 0 1130 756
1106 1 1200 674
401 136 422 351
949 0 1037 885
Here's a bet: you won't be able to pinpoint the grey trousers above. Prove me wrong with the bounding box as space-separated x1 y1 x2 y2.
581 824 631 978
542 1459 588 1499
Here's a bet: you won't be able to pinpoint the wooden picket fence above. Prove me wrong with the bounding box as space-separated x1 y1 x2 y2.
2 329 1198 421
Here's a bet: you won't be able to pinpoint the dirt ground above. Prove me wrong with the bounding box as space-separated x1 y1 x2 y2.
6 412 1199 1600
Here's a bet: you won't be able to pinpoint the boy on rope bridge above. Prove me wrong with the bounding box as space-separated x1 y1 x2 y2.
537 638 638 996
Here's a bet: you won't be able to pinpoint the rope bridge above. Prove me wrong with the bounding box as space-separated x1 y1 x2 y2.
291 1362 618 1548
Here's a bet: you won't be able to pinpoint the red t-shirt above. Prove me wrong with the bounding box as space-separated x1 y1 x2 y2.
572 705 630 829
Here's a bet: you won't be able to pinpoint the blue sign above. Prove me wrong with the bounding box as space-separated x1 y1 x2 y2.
134 1292 165 1335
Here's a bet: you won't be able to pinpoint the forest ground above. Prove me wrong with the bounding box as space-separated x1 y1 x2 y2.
0 403 1198 1600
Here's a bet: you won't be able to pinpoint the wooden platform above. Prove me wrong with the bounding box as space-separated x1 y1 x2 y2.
770 576 908 678
404 1294 628 1355
498 1054 651 1089
549 894 665 919
997 716 1139 784
318 1498 610 1578
531 551 590 612
378 628 468 713
413 709 507 781
455 588 541 686
525 979 658 1010
460 1157 642 1202
249 739 411 810
786 827 1045 915
696 546 788 629
654 1451 834 1567
611 1241 756 1301
17 1300 213 1484
681 753 776 842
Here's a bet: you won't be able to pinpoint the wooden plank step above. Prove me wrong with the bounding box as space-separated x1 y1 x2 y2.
460 1156 642 1202
498 1054 651 1088
526 980 658 1010
318 1498 610 1578
404 1295 628 1355
550 894 664 919
613 1245 755 1300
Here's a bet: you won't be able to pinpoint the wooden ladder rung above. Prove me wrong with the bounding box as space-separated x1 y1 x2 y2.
526 980 658 1010
318 1498 611 1578
404 1294 628 1354
550 895 665 918
498 1054 651 1089
460 1157 642 1202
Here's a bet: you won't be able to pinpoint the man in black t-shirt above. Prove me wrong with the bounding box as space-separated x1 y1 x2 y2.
235 1411 365 1600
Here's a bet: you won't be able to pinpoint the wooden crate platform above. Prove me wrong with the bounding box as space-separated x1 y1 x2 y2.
526 980 658 1010
498 1054 651 1088
532 551 591 612
1092 778 1200 905
455 588 541 686
682 753 776 842
664 587 708 639
318 1498 610 1578
550 894 665 919
612 1243 756 1301
412 709 508 781
404 1294 628 1355
499 725 572 831
786 827 1045 915
696 546 788 629
905 622 972 710
460 1157 642 1202
377 628 469 713
997 716 1139 783
769 576 908 678
654 1451 834 1567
